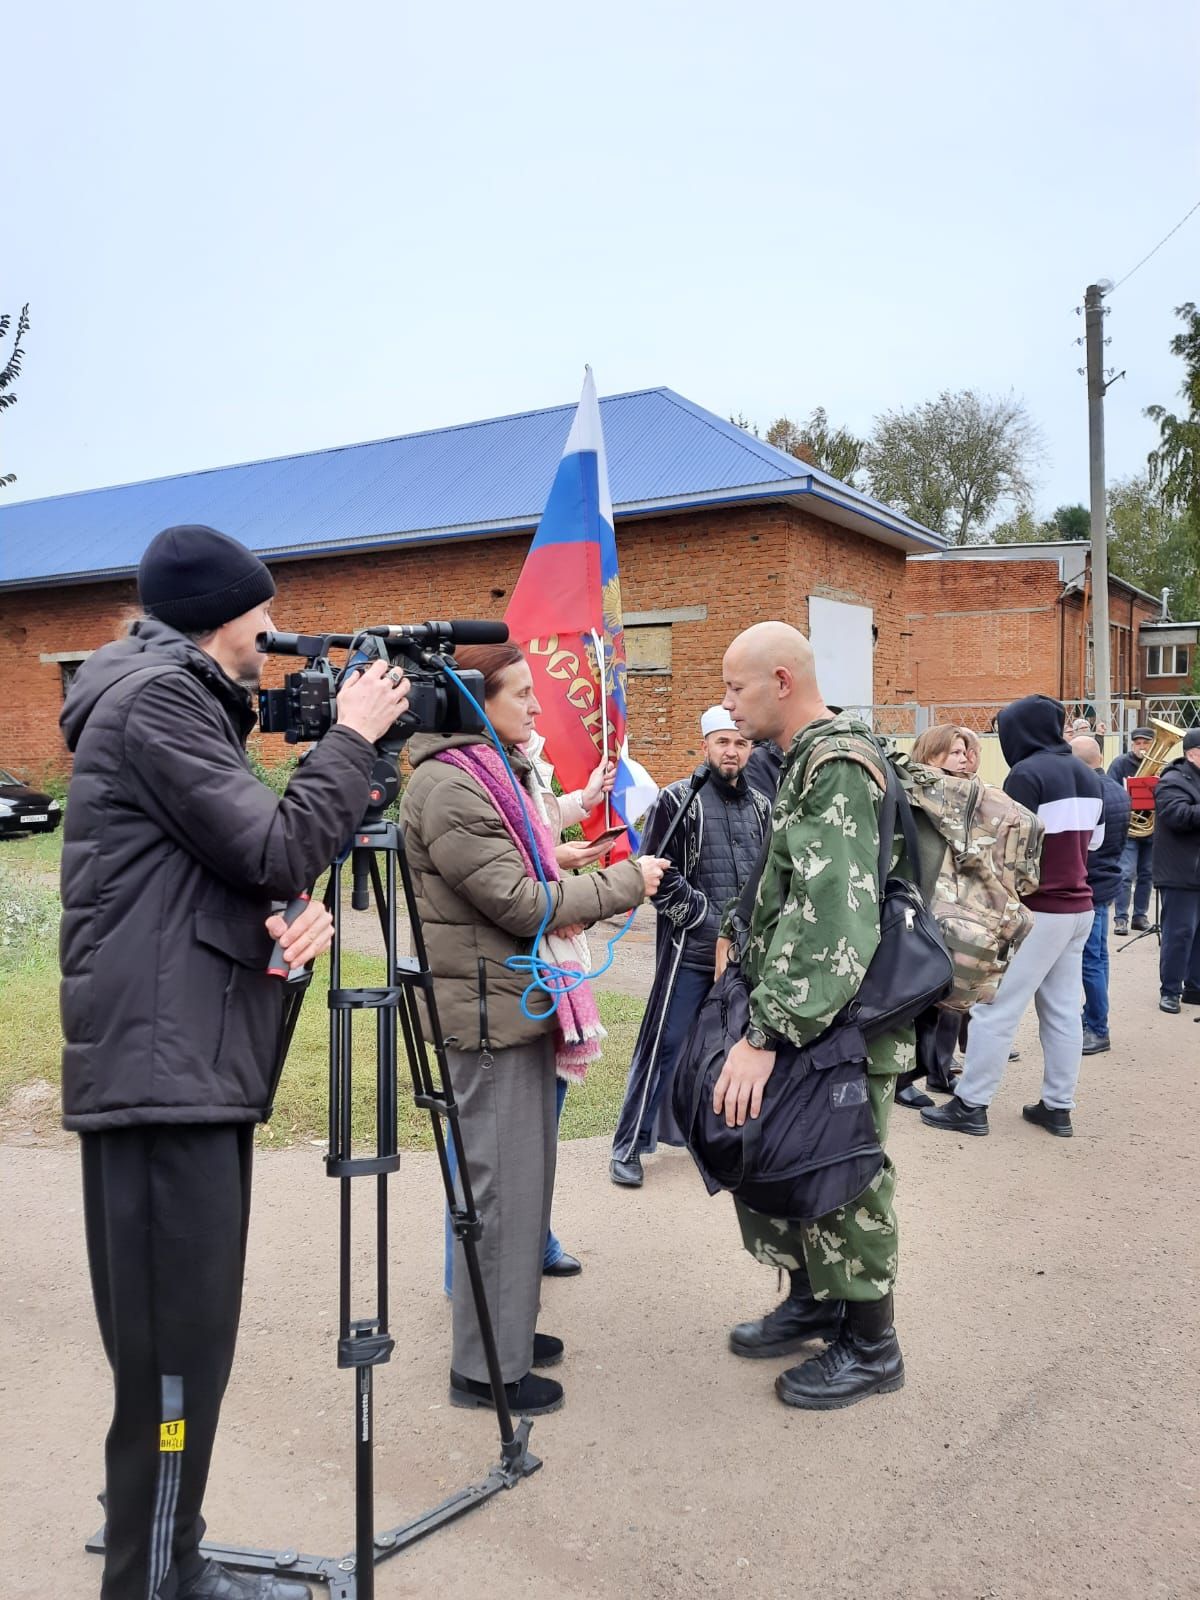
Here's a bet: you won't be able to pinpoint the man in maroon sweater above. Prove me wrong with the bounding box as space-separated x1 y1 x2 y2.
921 695 1104 1139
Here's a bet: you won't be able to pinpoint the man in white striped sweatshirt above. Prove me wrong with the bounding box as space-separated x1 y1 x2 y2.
921 694 1104 1140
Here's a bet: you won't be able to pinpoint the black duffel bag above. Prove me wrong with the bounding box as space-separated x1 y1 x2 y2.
672 750 953 1223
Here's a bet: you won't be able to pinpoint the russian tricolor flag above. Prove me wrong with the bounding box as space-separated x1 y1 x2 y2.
505 369 658 848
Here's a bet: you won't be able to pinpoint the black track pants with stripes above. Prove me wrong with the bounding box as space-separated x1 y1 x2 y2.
81 1125 254 1600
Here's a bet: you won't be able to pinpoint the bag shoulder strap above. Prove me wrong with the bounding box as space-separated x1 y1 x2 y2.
801 732 920 892
732 728 907 941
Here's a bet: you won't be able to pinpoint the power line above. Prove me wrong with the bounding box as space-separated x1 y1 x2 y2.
1112 197 1200 291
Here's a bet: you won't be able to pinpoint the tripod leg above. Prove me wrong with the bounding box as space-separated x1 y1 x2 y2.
389 842 529 1453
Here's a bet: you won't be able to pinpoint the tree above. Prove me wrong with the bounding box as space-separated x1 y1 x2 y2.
1050 503 1090 540
864 389 1044 544
763 407 867 486
991 502 1090 544
1146 301 1200 516
992 508 1051 544
0 303 30 489
1107 474 1199 622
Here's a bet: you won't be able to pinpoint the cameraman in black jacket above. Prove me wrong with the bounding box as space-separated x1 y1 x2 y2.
60 526 410 1600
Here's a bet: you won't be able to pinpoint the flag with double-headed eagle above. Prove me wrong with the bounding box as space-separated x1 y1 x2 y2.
504 368 658 850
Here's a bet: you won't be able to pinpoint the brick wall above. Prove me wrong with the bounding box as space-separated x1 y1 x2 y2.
905 557 1159 708
0 501 907 785
905 558 1064 704
0 577 140 779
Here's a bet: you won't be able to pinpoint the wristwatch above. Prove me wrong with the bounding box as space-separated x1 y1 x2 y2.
745 1024 775 1051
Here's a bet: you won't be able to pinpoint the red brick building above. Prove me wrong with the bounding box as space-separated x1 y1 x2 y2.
903 542 1162 719
1137 619 1199 709
0 388 942 782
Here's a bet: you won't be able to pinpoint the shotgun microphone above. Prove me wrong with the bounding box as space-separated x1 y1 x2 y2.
652 764 711 858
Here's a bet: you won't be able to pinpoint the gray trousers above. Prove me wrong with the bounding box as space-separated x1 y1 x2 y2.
447 1036 557 1384
955 908 1095 1111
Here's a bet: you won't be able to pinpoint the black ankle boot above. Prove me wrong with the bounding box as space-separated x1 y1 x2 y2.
729 1269 843 1359
775 1292 904 1409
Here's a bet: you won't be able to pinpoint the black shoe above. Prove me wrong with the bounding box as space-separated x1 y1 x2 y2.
729 1268 844 1359
896 1083 935 1110
1131 914 1150 932
920 1095 989 1136
1022 1100 1073 1138
177 1562 313 1600
775 1295 904 1410
449 1369 564 1414
532 1331 564 1367
1112 918 1129 937
1160 993 1182 1015
609 1154 644 1187
1182 986 1200 1006
542 1251 582 1277
1081 1029 1111 1055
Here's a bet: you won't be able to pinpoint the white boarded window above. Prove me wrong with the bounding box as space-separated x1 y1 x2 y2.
807 597 875 720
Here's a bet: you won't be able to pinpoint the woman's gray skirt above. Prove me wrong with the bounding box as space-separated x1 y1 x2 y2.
446 1035 558 1383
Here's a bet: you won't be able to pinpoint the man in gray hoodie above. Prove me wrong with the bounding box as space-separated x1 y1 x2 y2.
921 695 1103 1141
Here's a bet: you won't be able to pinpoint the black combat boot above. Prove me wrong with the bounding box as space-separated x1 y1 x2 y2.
729 1268 843 1359
775 1293 905 1410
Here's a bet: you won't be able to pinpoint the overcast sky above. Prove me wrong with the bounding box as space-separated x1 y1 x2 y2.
4 0 1197 521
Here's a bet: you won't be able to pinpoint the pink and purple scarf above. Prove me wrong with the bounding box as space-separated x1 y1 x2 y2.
435 743 605 1081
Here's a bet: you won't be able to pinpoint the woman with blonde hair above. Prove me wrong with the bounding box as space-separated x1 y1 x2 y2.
897 724 974 1109
911 723 971 775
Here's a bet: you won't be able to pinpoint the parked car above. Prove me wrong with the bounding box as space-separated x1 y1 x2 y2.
0 768 63 835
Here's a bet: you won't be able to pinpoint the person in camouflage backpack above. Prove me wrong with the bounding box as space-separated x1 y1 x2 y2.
713 621 908 1411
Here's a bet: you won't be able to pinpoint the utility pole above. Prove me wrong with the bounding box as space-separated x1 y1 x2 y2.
1084 282 1113 732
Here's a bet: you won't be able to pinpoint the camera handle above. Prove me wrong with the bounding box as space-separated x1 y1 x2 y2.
90 812 542 1599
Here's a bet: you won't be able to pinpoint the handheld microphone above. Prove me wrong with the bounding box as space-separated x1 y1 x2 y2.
652 764 711 858
266 892 311 980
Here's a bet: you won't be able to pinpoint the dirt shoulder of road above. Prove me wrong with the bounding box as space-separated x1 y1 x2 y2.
2 934 1197 1599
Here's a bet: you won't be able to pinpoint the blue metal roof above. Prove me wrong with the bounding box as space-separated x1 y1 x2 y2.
0 387 943 588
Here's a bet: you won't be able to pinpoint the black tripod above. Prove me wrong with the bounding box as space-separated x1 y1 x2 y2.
88 778 541 1598
1116 887 1162 953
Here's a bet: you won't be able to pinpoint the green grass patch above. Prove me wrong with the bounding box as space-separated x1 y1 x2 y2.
0 828 648 1149
0 947 63 1106
0 827 65 875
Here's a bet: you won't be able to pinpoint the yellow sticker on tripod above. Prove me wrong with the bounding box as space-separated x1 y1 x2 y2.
159 1419 186 1452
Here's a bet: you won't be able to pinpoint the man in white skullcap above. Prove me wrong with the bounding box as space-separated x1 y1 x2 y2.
610 707 772 1186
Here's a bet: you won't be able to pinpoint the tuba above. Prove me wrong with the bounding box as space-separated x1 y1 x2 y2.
1126 718 1186 839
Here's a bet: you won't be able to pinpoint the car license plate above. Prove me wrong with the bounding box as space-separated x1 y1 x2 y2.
21 814 48 824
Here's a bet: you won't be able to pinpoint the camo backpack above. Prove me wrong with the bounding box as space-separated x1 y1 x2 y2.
799 734 1044 1012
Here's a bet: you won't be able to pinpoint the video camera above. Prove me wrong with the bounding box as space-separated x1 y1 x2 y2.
256 620 508 754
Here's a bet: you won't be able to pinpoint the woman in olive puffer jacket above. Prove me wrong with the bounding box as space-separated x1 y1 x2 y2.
401 643 667 1415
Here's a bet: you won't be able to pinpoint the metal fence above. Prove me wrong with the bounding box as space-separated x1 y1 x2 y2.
850 696 1200 737
1140 696 1200 730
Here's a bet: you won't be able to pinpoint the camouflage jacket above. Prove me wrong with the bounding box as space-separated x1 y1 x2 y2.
726 712 916 1079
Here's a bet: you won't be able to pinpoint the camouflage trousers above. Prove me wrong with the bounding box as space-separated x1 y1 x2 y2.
734 1071 898 1304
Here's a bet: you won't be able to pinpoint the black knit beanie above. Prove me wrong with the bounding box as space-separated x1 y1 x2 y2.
137 525 276 633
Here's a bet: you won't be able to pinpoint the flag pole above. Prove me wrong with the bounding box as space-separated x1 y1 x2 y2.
591 628 613 829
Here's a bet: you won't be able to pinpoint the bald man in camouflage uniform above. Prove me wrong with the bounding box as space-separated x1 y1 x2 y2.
714 621 908 1409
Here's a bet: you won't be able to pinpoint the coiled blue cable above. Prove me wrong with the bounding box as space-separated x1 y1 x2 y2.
439 661 639 1021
